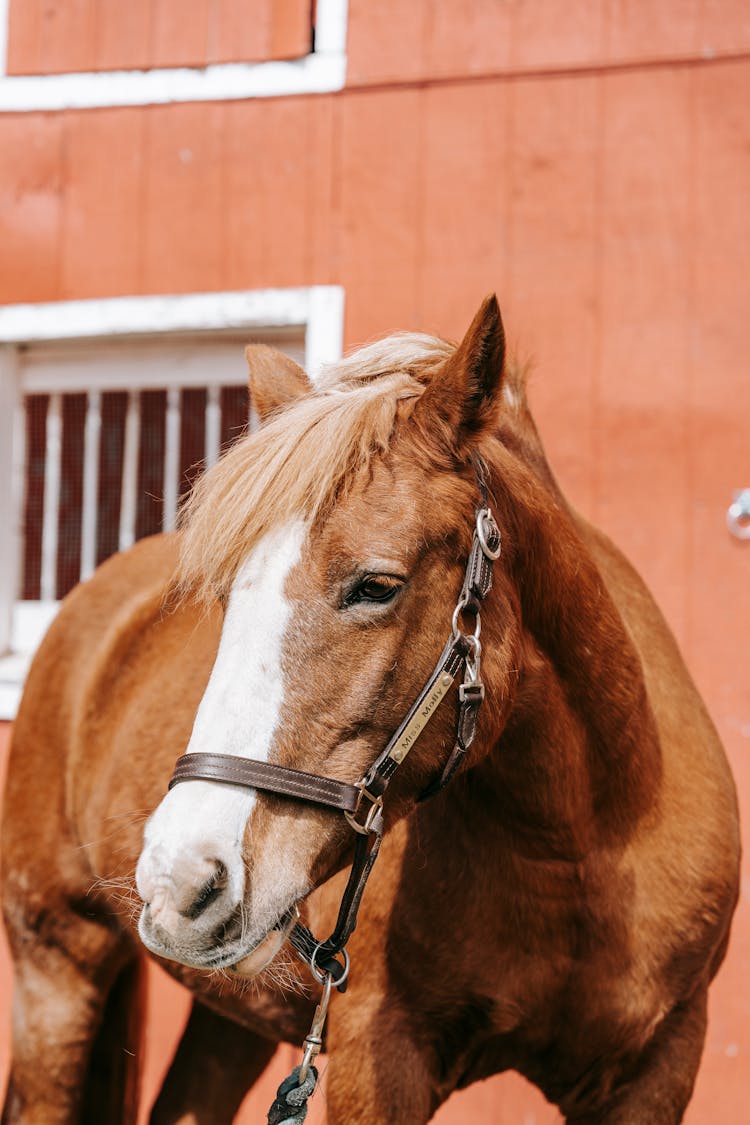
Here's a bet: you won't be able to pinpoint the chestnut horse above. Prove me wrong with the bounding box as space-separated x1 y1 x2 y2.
1 297 740 1124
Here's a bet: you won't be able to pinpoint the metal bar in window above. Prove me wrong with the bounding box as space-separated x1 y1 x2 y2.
119 389 140 552
40 393 62 601
163 386 181 532
0 346 20 652
80 390 101 582
11 394 27 605
205 384 221 469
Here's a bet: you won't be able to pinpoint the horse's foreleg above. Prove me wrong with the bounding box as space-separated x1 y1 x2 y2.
149 1000 277 1125
325 1001 437 1125
566 990 708 1125
2 915 135 1125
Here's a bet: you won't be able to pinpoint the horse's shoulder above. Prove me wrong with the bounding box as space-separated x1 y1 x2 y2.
26 533 177 673
17 533 208 762
80 531 180 599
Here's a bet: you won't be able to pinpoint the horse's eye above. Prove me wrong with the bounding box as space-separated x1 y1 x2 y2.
346 575 403 606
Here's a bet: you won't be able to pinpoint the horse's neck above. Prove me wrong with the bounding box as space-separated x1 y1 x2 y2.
479 448 662 854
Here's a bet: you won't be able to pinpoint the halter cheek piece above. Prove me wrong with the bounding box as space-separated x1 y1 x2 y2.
168 470 501 993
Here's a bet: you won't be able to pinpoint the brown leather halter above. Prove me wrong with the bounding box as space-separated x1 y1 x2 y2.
168 468 501 991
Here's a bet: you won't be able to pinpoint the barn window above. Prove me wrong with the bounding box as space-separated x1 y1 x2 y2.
0 287 344 717
15 333 292 604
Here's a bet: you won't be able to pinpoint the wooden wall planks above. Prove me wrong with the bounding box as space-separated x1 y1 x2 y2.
0 113 65 301
5 0 312 75
593 67 693 638
59 108 145 297
346 0 750 85
0 3 749 1121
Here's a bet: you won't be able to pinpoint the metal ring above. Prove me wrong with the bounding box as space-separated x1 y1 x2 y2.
476 508 502 560
344 786 383 836
451 597 472 639
309 943 350 987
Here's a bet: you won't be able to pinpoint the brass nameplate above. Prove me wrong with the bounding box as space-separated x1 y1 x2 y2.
388 672 455 764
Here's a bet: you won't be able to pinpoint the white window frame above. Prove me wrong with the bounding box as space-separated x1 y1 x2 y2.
0 285 344 718
0 0 348 110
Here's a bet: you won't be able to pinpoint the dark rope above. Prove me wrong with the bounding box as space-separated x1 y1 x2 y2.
266 1065 318 1125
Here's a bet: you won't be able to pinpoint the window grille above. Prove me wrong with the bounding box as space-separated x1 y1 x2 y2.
12 329 303 625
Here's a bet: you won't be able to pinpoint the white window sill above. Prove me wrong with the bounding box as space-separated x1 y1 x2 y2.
0 653 31 720
0 600 58 718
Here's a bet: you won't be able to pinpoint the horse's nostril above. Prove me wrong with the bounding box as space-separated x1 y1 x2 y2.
181 860 228 921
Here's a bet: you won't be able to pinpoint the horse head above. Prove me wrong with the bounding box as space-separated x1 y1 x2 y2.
135 296 523 975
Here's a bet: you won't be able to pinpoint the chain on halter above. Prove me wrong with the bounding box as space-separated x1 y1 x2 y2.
167 461 502 1115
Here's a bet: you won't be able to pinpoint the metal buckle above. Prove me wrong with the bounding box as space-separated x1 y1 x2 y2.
476 507 502 560
344 783 383 835
460 627 482 685
459 681 485 704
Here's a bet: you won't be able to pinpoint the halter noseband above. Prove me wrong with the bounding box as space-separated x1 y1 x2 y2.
168 468 501 990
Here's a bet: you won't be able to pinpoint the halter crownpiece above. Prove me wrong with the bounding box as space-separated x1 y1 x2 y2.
168 464 502 990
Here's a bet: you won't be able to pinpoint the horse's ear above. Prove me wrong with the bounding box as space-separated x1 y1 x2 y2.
245 345 311 420
420 295 506 441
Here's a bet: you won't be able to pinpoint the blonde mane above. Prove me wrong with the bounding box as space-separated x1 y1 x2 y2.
178 334 454 603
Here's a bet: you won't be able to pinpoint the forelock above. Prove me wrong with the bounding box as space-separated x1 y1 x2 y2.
177 333 453 604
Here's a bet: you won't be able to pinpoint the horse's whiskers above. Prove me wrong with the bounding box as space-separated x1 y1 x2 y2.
86 874 142 924
257 950 308 999
102 808 152 823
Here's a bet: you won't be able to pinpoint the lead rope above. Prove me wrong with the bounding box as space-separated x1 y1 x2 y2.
267 953 349 1124
266 1067 318 1125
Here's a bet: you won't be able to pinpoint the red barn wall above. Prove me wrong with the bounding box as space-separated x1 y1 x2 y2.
1 2 749 1122
6 0 311 73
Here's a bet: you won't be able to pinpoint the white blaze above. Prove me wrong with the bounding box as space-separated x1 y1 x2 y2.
136 520 307 907
188 518 306 762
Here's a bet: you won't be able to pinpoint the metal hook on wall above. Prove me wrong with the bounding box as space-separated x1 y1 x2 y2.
727 489 750 541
